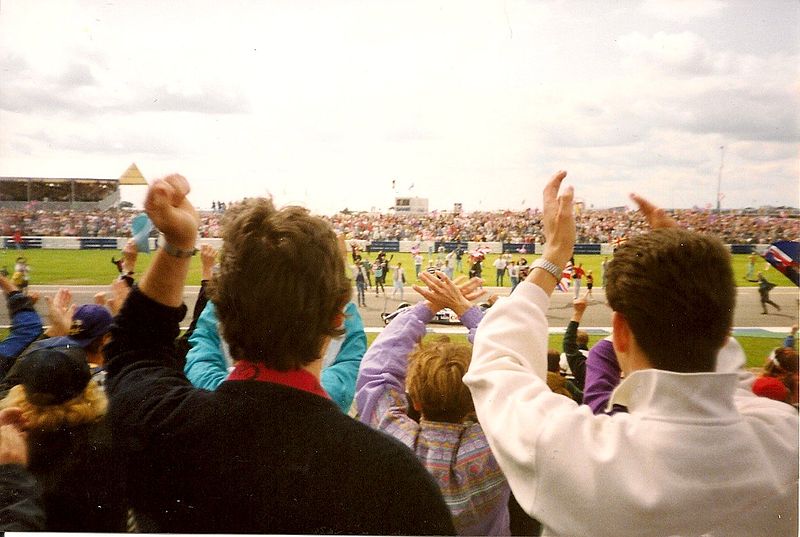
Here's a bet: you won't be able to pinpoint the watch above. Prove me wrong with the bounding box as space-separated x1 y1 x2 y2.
531 258 563 282
163 242 198 258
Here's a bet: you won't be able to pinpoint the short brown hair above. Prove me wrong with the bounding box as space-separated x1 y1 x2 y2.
406 336 474 423
606 228 735 372
576 330 589 349
209 198 351 370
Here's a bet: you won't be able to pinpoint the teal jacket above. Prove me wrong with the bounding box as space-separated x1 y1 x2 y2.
185 301 367 413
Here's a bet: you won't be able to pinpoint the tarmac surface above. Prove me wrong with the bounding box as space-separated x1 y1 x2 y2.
7 283 798 336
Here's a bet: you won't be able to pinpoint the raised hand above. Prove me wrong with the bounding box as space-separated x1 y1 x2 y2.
200 244 218 281
541 171 575 269
414 271 484 316
106 278 131 316
144 174 199 251
629 193 677 229
572 293 588 322
44 288 76 337
122 238 138 273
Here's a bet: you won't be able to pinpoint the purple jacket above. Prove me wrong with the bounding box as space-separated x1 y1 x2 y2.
584 339 622 414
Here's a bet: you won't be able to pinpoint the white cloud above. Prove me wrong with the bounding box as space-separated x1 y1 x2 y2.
640 0 727 21
618 31 715 75
0 1 797 213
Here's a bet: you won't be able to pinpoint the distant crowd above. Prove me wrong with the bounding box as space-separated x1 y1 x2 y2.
1 205 798 244
0 173 795 534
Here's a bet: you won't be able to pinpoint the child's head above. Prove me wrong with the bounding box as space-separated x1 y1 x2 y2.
406 336 474 423
764 347 798 377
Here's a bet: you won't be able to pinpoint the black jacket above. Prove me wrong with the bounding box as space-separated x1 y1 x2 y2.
27 419 127 532
105 287 455 535
0 464 44 531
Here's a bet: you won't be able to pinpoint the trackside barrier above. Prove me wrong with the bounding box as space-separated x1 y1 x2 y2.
434 241 469 252
731 244 756 254
79 237 118 249
573 244 602 255
0 237 774 255
3 237 42 249
503 243 536 254
366 241 400 253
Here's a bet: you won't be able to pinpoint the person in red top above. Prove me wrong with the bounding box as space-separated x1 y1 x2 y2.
571 263 585 299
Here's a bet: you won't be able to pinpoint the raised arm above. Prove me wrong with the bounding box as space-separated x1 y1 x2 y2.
320 302 367 412
354 302 432 428
104 175 201 434
184 301 229 390
138 174 199 307
0 277 43 377
563 295 588 390
463 171 581 514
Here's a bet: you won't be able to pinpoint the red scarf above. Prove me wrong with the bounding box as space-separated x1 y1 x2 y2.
227 360 330 400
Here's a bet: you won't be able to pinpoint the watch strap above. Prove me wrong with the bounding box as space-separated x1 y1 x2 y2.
531 258 563 283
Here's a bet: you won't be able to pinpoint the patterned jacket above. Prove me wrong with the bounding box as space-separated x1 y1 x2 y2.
355 303 510 535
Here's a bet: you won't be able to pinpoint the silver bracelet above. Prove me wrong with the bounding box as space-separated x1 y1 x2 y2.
531 258 563 282
162 241 198 258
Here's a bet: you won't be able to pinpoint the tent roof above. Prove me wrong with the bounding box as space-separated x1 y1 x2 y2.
119 163 147 185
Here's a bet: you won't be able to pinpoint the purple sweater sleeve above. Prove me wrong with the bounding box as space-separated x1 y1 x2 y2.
355 303 432 425
459 306 484 344
583 339 621 414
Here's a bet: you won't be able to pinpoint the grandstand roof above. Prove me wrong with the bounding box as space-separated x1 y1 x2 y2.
119 163 147 185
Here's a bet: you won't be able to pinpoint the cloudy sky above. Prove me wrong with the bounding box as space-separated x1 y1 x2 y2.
1 0 798 214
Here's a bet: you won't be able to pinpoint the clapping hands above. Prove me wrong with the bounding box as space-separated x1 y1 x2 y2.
414 271 484 317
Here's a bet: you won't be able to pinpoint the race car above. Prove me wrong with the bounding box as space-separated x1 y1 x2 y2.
381 302 462 326
380 301 493 326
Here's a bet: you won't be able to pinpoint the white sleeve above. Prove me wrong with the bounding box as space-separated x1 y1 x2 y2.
463 282 585 515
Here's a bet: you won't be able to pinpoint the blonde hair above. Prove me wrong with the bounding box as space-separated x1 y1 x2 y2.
0 381 107 431
406 336 474 423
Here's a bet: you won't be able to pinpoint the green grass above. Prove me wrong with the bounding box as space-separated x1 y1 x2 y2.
0 249 205 286
365 332 784 370
4 248 789 287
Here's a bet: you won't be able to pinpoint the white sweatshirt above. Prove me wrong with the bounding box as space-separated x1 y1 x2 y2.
464 281 799 537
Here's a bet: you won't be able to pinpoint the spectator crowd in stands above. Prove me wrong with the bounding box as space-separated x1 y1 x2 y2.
0 172 795 534
1 205 798 244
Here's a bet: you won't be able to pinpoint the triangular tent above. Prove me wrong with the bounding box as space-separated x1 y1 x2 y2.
119 163 147 185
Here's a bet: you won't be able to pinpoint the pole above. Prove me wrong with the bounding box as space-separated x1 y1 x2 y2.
716 145 725 213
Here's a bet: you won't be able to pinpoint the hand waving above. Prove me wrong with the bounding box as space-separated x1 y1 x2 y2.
541 171 575 268
45 288 76 337
629 193 677 229
414 271 484 316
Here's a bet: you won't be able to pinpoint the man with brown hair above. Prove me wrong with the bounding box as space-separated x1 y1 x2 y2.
105 175 454 535
465 171 798 537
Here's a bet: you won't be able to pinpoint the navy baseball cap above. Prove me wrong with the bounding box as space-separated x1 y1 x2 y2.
67 304 113 346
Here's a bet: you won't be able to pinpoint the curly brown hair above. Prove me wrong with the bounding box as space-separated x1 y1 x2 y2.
208 198 351 370
406 336 474 423
606 228 735 373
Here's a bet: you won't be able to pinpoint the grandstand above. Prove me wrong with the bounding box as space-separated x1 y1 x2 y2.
0 163 147 211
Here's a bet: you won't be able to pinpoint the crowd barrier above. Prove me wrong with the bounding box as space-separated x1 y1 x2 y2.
0 236 766 255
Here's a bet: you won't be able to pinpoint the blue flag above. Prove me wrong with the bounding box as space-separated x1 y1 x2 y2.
131 213 153 253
